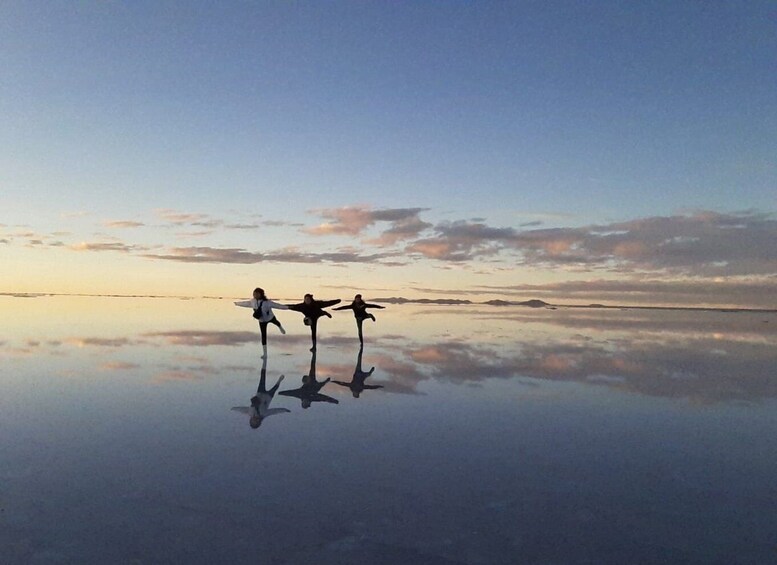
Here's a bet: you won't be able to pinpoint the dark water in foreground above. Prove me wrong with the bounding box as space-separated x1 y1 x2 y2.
2 297 776 564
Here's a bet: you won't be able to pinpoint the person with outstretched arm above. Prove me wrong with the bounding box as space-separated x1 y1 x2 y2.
234 287 288 358
231 356 290 429
332 345 383 398
287 294 341 351
333 294 385 344
278 350 339 409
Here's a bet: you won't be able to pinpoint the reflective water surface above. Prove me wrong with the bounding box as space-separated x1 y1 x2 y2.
2 297 776 564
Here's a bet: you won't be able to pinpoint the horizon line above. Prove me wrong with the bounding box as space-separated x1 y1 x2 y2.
2 292 775 314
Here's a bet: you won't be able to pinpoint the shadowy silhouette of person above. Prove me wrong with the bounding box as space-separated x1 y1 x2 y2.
287 294 341 351
234 287 288 358
332 345 383 398
333 294 385 344
278 349 339 408
231 356 290 428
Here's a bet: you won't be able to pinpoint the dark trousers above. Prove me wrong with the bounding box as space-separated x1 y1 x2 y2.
259 316 282 345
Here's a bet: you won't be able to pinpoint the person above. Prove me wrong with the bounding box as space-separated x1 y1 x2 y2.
278 350 339 408
231 356 290 429
332 346 383 398
234 287 288 358
287 294 341 351
333 294 385 344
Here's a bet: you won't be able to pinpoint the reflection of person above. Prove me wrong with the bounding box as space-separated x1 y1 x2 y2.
334 294 385 344
231 356 290 428
279 349 339 408
333 345 383 398
287 294 341 351
234 287 288 357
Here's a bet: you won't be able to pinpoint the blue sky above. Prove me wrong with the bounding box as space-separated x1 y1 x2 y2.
1 2 775 304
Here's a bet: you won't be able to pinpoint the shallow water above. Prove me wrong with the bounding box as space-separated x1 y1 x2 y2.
2 297 776 564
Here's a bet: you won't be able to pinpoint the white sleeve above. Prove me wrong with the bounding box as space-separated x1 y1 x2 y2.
268 300 288 310
234 300 253 308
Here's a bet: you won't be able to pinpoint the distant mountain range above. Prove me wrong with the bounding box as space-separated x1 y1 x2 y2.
371 297 776 313
373 297 552 308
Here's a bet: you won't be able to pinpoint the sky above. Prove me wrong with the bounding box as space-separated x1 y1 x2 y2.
1 1 775 307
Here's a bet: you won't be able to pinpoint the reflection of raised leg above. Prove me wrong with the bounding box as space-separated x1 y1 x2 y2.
268 375 284 396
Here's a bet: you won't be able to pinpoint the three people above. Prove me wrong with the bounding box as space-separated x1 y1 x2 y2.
231 291 388 419
235 288 386 348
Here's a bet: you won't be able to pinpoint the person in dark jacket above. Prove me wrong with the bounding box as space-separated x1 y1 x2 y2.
332 345 383 398
278 350 339 409
287 294 341 350
333 294 385 344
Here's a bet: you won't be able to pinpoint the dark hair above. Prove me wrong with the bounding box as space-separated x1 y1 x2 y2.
354 294 363 300
254 287 266 298
304 293 313 299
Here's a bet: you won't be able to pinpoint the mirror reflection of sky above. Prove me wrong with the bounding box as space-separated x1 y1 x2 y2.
2 297 776 564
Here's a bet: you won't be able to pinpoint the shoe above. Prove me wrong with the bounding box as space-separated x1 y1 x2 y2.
279 326 286 335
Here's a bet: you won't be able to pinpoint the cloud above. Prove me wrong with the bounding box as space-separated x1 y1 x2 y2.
405 211 777 276
517 210 777 275
142 246 393 265
99 361 141 370
65 337 136 347
223 223 262 230
174 230 215 238
407 221 512 260
305 206 432 244
103 220 145 228
155 208 223 228
398 335 777 403
152 370 203 383
141 330 258 346
262 220 305 227
71 241 147 253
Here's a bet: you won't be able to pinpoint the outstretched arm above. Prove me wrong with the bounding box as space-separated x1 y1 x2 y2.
331 380 351 388
286 303 304 313
333 304 352 311
364 303 385 309
267 300 289 310
234 300 254 308
317 299 341 308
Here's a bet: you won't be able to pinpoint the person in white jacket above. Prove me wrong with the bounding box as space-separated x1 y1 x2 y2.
231 356 290 429
234 287 288 357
